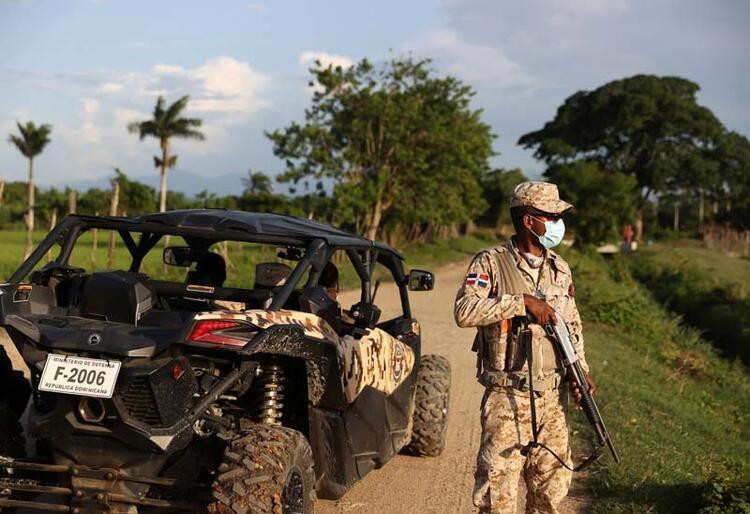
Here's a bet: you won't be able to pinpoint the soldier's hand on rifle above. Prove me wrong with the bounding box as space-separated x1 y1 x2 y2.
523 294 557 326
569 374 596 409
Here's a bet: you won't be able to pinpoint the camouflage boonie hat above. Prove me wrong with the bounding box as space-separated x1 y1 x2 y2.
510 181 573 214
254 262 292 288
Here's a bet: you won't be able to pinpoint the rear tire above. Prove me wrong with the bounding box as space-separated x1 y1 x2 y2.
208 423 316 514
0 371 28 458
405 354 451 457
0 398 24 458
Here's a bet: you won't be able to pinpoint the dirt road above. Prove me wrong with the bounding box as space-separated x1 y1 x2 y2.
1 259 590 513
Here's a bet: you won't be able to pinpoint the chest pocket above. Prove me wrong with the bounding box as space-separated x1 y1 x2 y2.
545 265 570 311
528 264 569 377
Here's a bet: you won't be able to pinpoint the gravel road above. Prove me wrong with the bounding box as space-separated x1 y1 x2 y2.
0 258 591 513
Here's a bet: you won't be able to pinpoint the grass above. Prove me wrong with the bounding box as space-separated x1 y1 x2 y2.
561 247 750 513
628 241 750 365
632 239 750 292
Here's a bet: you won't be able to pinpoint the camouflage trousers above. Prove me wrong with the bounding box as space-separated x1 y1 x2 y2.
473 386 572 514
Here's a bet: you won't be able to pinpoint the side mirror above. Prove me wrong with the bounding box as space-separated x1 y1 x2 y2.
163 246 195 267
407 269 434 291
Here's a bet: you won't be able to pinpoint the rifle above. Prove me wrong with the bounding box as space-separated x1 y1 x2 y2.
545 310 620 463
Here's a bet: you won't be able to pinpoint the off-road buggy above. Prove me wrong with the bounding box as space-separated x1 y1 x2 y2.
0 209 451 513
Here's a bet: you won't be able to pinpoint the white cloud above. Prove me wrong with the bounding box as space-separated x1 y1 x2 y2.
299 51 354 70
404 29 537 93
99 82 123 94
59 98 103 150
188 57 270 116
81 98 99 116
0 54 273 181
152 64 184 76
58 56 269 160
114 108 147 126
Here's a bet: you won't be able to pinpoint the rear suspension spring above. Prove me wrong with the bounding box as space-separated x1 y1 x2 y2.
254 362 285 425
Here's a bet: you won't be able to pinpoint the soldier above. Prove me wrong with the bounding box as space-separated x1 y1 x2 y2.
454 181 595 513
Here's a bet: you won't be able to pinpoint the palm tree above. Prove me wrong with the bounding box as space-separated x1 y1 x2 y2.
242 170 273 195
128 96 204 212
8 121 52 258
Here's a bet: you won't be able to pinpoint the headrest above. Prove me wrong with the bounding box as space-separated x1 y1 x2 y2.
254 262 292 288
298 286 341 333
189 252 226 287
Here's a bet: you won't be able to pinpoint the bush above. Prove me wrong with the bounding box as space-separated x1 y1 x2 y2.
698 478 750 514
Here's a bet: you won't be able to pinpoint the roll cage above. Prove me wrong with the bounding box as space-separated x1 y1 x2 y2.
8 211 414 318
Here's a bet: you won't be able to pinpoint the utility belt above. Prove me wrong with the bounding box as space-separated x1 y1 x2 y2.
479 368 565 392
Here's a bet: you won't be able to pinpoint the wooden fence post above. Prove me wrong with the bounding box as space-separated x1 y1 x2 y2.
91 211 99 269
46 208 58 262
68 190 77 215
107 181 120 269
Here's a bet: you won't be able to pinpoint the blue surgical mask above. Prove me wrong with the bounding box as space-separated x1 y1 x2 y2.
530 216 565 249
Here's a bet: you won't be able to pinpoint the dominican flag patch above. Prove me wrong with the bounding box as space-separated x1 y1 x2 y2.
465 273 490 288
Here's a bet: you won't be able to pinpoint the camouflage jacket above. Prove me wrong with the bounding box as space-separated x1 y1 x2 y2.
454 239 589 388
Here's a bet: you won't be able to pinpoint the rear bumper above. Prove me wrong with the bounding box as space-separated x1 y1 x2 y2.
0 456 209 513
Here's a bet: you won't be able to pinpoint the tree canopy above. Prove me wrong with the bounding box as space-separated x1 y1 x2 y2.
267 56 494 239
242 170 273 195
8 121 52 160
519 75 723 202
128 95 204 212
518 74 748 238
545 161 637 244
127 96 204 146
477 168 528 228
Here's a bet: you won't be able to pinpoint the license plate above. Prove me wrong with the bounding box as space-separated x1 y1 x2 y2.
39 354 121 398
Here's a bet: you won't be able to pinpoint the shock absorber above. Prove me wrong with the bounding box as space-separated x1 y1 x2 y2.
254 362 285 425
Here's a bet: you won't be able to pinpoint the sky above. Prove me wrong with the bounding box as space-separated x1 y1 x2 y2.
1 0 748 194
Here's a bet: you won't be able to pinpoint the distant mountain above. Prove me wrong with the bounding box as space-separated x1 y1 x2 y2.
39 169 248 197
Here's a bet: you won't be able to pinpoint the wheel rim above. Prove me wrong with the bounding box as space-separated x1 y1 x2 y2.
281 468 305 514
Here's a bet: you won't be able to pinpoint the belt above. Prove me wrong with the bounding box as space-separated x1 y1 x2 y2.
480 370 565 392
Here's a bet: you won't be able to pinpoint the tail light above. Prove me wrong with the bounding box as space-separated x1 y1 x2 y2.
187 320 248 347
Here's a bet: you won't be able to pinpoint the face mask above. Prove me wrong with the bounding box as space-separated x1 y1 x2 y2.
530 216 566 249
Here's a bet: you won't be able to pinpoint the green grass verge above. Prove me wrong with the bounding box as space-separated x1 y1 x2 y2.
561 247 750 513
628 241 750 365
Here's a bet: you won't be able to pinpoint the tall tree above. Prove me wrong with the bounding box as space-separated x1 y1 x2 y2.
267 57 494 240
8 121 52 258
128 96 204 212
478 168 528 228
518 75 725 240
545 161 637 244
714 131 750 229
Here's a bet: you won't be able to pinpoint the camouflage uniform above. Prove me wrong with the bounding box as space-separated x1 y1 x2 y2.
454 182 589 514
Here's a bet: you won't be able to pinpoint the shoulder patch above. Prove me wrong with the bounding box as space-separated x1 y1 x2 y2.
465 273 490 288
